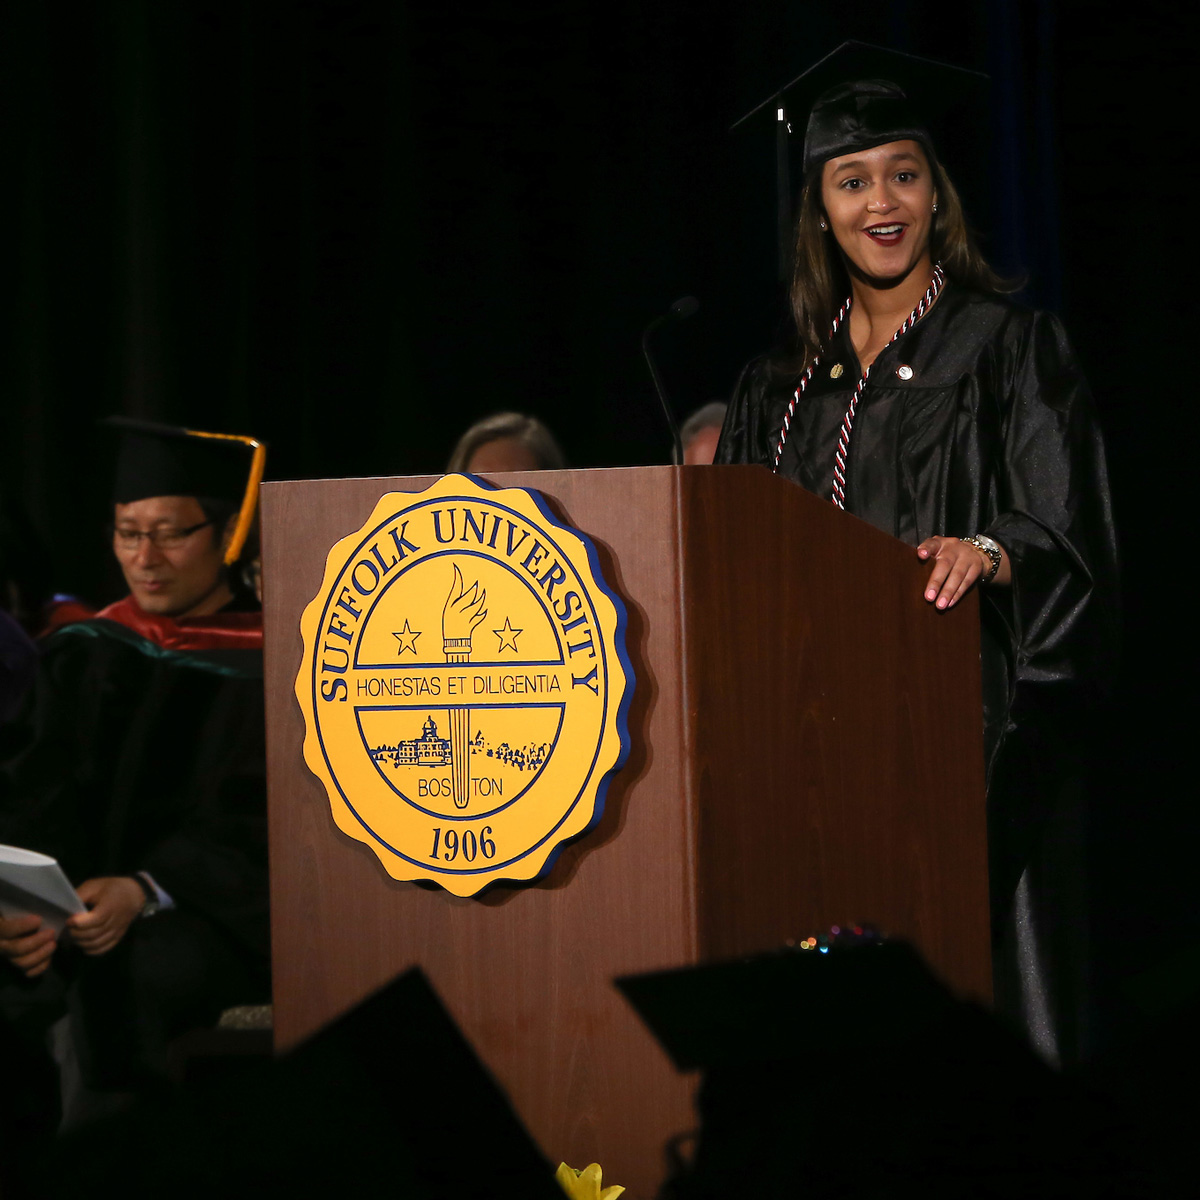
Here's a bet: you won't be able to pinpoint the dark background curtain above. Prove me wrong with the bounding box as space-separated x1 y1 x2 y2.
1 0 1193 1060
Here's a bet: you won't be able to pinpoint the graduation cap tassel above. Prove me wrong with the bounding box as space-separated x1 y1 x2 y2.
775 98 791 283
183 430 267 564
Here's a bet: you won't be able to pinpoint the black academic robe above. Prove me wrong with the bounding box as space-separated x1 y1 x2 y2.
716 282 1119 1059
0 597 269 1104
0 596 269 960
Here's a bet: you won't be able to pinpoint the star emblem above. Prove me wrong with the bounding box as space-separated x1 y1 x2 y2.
392 620 421 655
493 617 522 653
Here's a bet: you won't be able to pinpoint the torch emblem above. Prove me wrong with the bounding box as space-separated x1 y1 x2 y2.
442 565 487 810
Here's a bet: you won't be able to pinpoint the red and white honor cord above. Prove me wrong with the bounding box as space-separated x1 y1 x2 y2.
771 297 850 473
772 264 946 511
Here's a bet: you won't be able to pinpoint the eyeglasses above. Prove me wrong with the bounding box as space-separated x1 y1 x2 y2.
112 520 213 552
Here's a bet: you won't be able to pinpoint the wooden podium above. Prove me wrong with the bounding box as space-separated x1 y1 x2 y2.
261 465 989 1198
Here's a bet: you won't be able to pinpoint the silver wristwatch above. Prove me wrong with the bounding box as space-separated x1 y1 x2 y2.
960 534 1002 584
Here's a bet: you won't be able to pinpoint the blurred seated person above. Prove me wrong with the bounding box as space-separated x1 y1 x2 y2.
0 610 36 725
0 418 269 1155
37 594 98 636
0 489 53 644
447 412 567 474
0 493 94 721
680 401 728 465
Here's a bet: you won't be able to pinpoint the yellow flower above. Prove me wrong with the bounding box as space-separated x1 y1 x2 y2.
555 1161 625 1200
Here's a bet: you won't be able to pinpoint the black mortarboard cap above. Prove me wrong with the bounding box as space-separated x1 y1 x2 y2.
51 969 562 1198
617 948 1095 1196
732 41 988 279
104 416 266 564
617 941 956 1070
801 78 931 180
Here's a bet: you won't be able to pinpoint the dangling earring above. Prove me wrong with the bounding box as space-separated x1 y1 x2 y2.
819 219 828 231
932 201 938 214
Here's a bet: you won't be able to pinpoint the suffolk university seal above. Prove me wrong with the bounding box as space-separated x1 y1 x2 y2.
295 475 632 895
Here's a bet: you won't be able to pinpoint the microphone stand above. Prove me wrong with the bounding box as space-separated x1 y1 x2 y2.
641 296 699 465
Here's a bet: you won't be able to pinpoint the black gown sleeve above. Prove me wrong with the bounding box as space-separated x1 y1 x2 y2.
973 310 1119 930
715 357 777 468
983 310 1119 719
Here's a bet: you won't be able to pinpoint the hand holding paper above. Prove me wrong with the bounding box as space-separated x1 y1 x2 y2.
0 843 86 948
0 912 58 977
67 876 145 955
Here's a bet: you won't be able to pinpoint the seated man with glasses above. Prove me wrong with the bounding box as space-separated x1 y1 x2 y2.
0 418 269 1158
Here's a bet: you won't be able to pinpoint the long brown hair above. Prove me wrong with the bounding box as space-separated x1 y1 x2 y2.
787 145 1014 372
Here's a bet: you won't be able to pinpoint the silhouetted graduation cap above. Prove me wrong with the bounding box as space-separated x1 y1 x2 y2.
618 939 956 1069
51 969 562 1199
103 416 266 565
617 944 1116 1196
732 41 988 278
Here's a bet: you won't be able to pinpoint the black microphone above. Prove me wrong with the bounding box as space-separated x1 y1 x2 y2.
642 295 700 465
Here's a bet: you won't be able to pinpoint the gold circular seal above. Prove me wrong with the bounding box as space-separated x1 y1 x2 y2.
295 475 632 896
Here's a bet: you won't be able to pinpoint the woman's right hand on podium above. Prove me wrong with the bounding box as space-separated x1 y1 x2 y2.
915 535 1009 609
0 914 58 978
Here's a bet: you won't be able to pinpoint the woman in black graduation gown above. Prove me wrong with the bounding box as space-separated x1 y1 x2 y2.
716 64 1118 1063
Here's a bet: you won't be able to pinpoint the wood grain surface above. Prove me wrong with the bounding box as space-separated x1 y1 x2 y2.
261 465 989 1199
681 468 990 993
